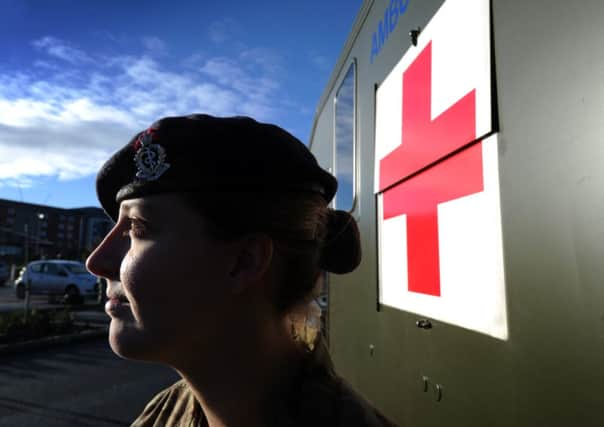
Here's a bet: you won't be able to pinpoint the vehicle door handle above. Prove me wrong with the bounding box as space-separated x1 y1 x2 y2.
415 319 432 329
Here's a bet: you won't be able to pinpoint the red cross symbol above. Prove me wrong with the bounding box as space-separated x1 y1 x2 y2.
379 42 484 296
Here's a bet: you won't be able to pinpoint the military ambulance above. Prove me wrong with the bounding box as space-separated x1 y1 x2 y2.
309 0 604 426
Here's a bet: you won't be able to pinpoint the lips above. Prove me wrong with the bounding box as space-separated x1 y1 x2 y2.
114 294 129 304
107 293 129 304
105 290 131 316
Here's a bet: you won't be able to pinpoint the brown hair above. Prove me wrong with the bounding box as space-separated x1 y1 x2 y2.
181 191 361 313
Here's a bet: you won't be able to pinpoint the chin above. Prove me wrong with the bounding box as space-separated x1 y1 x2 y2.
108 320 162 362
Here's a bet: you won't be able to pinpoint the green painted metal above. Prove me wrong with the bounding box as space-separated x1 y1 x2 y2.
310 1 604 426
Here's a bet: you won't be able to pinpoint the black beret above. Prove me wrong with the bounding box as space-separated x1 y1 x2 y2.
97 114 337 221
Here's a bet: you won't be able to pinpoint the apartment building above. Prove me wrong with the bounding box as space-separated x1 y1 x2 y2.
0 198 112 264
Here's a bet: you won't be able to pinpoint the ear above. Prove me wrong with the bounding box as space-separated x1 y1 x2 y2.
228 233 274 294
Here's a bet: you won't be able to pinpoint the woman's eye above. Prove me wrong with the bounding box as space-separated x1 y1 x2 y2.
121 218 147 239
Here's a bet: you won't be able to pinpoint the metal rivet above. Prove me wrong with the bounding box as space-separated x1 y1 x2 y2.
409 27 421 46
369 344 375 356
422 376 429 392
435 384 443 402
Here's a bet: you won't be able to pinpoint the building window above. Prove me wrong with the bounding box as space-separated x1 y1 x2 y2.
334 61 356 212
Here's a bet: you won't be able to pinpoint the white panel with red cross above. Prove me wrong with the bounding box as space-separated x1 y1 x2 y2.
374 0 507 339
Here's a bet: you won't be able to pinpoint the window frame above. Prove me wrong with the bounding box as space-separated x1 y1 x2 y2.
332 59 358 213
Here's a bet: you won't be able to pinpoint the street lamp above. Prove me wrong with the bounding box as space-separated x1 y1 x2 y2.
23 223 28 264
36 213 45 259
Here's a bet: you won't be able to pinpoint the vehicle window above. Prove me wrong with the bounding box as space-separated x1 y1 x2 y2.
334 61 356 211
63 264 88 274
30 263 42 273
44 263 61 275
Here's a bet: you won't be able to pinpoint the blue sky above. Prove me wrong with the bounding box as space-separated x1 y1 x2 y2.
0 0 361 208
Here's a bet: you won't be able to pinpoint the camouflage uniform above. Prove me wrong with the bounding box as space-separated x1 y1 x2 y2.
132 338 398 427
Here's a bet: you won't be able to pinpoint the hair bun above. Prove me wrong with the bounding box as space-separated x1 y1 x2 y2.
319 210 361 274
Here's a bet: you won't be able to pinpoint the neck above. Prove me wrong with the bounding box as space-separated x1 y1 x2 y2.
173 312 303 427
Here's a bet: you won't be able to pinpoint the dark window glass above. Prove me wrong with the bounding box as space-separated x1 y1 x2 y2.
63 263 87 274
44 263 60 275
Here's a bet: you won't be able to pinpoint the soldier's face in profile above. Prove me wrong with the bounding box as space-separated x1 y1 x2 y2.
87 193 240 363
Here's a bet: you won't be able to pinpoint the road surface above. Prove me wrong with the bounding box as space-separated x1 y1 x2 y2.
0 337 179 426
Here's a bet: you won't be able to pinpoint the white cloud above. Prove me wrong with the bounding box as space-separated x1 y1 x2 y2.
200 57 246 86
32 36 92 65
0 35 288 188
0 142 108 182
200 56 280 104
141 36 167 55
240 48 283 74
0 98 57 127
182 52 207 70
33 60 61 71
0 177 35 190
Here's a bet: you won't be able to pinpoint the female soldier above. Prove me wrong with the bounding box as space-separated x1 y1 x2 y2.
86 114 397 427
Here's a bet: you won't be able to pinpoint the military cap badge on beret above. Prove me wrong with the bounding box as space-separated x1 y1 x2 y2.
133 128 170 180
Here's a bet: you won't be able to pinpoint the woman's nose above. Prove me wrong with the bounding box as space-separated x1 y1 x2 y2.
86 226 127 281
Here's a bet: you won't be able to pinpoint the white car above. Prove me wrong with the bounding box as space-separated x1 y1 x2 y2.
15 260 98 303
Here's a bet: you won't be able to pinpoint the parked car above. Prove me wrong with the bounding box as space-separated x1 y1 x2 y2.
14 260 98 304
0 261 9 285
